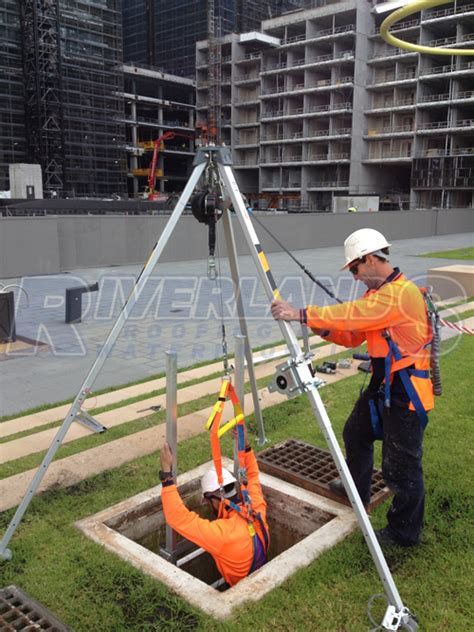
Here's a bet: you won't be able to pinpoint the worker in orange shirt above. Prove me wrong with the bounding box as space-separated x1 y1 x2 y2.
159 432 269 586
271 228 434 547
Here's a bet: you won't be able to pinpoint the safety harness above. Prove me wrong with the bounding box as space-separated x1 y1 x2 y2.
369 286 441 440
206 377 269 575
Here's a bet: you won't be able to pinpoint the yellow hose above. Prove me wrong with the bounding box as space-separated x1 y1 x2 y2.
380 0 474 56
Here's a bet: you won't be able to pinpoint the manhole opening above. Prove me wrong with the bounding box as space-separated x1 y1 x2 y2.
108 478 335 590
257 439 391 510
77 460 358 618
0 585 71 631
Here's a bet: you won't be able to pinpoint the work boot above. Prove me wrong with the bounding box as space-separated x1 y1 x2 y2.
375 527 419 548
329 479 370 512
329 478 347 498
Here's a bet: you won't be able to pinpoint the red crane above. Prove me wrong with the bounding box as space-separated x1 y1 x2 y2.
145 131 192 200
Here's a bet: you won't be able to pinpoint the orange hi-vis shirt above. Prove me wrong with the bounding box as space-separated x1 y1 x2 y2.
304 269 434 412
161 449 268 587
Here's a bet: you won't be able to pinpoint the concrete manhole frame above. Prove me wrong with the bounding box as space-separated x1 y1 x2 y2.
76 458 358 619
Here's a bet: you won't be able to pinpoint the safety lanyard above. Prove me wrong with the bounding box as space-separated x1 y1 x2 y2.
205 377 244 487
205 379 269 570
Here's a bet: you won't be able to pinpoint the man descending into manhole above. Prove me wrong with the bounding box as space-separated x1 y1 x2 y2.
271 228 439 548
159 413 269 586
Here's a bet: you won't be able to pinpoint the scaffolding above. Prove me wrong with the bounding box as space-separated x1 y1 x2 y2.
16 0 127 199
58 0 127 198
20 0 65 197
0 0 27 192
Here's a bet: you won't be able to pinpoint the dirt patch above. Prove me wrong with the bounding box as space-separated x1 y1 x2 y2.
0 336 49 361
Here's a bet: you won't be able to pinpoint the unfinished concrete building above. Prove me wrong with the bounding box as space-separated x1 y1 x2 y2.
196 0 474 211
121 66 196 198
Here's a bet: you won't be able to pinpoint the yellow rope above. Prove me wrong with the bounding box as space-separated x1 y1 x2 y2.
380 0 474 56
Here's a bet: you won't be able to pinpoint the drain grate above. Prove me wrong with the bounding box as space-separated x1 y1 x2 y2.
0 585 72 631
257 439 391 510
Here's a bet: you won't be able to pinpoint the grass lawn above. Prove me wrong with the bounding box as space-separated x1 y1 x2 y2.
417 247 474 260
0 336 473 631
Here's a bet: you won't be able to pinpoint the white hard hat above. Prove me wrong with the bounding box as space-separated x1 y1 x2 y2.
341 228 391 270
201 466 237 498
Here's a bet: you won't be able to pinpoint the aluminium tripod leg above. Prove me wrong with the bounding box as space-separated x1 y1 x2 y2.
217 161 418 632
0 161 207 562
221 208 267 445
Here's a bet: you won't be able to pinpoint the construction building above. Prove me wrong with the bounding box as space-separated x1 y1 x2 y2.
196 0 474 211
121 65 196 198
1 0 127 199
0 1 27 193
123 0 306 78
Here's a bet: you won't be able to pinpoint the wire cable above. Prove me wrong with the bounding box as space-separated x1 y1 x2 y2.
367 593 388 631
249 213 343 304
213 221 229 373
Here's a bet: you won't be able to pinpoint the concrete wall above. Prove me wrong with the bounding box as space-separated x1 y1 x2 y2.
9 164 43 199
0 209 472 278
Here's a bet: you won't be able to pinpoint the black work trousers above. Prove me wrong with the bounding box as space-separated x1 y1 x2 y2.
342 389 425 544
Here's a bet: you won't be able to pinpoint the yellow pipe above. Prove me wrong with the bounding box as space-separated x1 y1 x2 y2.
380 0 474 56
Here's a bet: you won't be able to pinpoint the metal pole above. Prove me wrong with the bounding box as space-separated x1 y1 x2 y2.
221 208 267 444
218 161 416 630
0 160 207 562
233 334 245 479
165 350 178 560
301 323 310 355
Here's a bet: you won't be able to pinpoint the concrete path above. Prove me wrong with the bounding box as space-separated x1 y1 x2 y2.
1 232 472 416
0 340 349 463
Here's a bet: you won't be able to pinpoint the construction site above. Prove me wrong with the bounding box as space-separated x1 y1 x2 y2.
0 1 473 631
0 0 472 210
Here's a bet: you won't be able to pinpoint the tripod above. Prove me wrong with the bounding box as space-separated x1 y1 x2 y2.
0 146 418 631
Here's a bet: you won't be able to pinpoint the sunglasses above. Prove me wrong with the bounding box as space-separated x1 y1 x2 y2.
349 256 366 276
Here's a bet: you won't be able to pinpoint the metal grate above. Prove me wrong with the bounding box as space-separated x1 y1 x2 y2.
0 585 72 632
257 439 391 510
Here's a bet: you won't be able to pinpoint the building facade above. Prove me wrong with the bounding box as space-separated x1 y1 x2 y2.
123 0 306 78
196 0 474 210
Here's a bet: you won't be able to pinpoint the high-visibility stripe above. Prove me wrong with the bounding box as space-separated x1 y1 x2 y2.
254 242 281 300
258 251 269 272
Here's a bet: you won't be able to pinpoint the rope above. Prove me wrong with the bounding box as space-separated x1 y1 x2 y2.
249 212 343 304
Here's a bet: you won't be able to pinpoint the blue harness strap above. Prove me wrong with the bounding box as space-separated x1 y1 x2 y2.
225 502 269 575
249 530 267 573
383 333 429 429
368 398 384 440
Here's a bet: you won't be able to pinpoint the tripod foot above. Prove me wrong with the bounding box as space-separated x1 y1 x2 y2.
0 547 12 561
382 605 418 631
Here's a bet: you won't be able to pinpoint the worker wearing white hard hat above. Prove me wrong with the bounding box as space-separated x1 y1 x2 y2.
340 228 391 271
271 228 434 548
201 465 238 500
159 432 269 587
